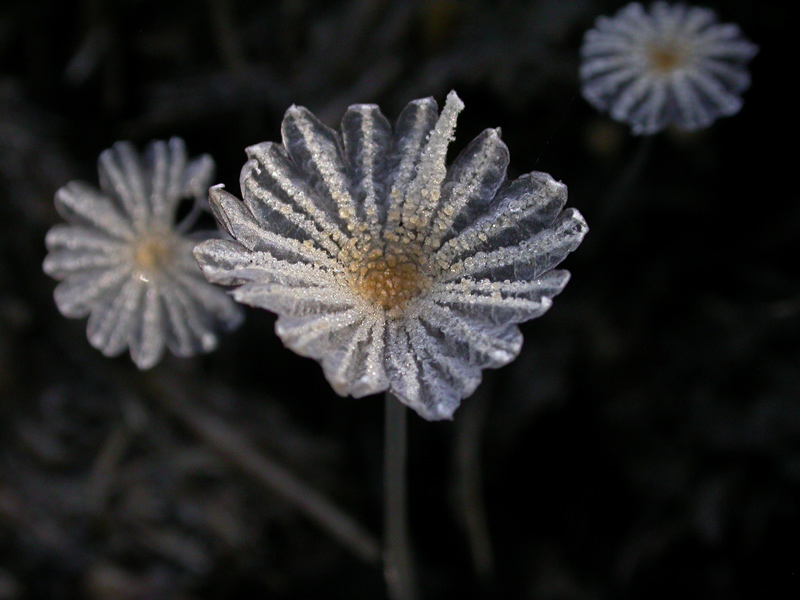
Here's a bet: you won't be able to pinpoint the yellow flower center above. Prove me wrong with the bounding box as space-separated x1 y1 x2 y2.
132 234 176 280
647 42 685 73
343 236 433 317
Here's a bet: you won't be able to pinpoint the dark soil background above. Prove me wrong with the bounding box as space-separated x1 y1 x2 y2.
0 0 796 599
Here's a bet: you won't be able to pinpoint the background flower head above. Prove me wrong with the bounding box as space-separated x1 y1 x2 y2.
195 91 587 420
580 2 758 135
43 138 244 369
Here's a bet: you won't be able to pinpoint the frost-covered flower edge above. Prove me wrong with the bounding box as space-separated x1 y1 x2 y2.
195 91 587 420
580 2 758 135
43 138 244 369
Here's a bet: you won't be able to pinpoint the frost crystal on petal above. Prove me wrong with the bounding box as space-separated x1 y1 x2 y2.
580 2 758 135
44 138 244 369
195 92 587 420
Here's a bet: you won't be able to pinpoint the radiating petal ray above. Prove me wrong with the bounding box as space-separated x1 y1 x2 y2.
233 282 356 318
341 104 393 238
243 142 346 256
386 318 481 420
420 304 523 370
171 270 244 333
424 128 509 251
430 270 570 325
321 316 388 398
275 308 364 361
194 239 341 289
45 224 123 254
129 284 166 369
442 209 587 283
43 248 127 277
159 277 225 354
53 265 131 319
55 182 135 240
435 172 568 266
145 139 171 222
98 141 150 229
281 105 358 229
384 97 438 234
160 282 203 356
406 318 482 419
209 185 338 266
86 277 145 357
399 90 464 236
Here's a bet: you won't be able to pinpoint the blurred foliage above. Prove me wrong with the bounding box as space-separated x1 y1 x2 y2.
0 0 796 598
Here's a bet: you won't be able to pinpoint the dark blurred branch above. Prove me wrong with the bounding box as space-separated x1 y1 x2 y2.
149 372 381 565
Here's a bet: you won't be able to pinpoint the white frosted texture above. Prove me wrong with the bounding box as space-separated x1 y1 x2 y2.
580 2 758 135
44 138 244 369
195 91 587 420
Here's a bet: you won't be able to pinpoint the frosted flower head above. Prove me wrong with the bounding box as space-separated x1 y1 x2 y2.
43 138 244 369
580 2 758 135
194 92 587 420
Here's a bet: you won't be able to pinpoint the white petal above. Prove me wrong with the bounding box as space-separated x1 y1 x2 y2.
98 141 150 229
281 105 358 229
160 282 204 356
194 239 340 289
399 90 464 237
384 96 439 233
52 265 131 318
435 172 569 267
159 277 234 356
274 308 365 365
341 104 393 238
45 224 126 254
129 287 166 369
232 281 356 318
320 315 389 398
430 270 570 325
424 128 509 250
419 303 523 370
208 186 337 266
86 277 145 357
442 209 587 283
172 271 244 335
385 318 482 421
43 249 126 278
54 182 134 240
242 142 345 256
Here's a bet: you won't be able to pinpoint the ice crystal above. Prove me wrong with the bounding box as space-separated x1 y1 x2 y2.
43 138 244 369
580 2 758 135
195 92 587 420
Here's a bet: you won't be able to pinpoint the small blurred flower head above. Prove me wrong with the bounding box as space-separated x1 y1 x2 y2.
43 138 244 369
194 91 587 420
580 2 758 135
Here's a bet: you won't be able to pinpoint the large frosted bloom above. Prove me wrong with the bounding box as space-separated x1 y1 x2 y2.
44 138 244 369
580 2 758 135
195 92 587 420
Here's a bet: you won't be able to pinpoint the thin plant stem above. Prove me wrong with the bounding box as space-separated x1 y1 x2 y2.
383 392 417 600
453 386 493 583
596 135 655 233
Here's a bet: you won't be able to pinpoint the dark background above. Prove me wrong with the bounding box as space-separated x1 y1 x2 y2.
0 0 796 598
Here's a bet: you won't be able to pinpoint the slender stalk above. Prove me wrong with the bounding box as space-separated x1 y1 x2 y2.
597 136 655 231
383 392 417 600
453 388 493 583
